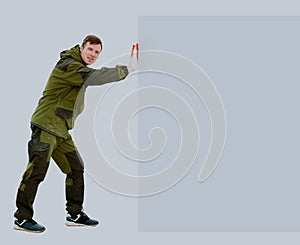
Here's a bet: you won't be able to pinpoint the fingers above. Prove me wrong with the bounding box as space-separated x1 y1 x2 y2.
130 44 135 59
135 43 139 61
128 43 139 74
130 43 139 61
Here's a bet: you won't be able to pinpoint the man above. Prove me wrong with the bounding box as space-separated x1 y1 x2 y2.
13 35 135 233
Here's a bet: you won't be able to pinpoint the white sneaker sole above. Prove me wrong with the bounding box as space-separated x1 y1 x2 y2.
13 225 45 233
65 221 98 227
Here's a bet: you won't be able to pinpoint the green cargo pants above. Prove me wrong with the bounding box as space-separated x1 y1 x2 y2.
14 125 84 220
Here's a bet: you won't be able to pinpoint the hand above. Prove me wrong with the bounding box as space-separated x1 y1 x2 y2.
127 57 138 73
128 43 139 73
127 64 136 73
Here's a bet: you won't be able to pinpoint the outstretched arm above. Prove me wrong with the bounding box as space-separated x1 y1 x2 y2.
81 65 129 86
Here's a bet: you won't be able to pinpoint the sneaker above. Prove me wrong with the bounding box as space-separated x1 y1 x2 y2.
65 211 99 227
13 219 46 233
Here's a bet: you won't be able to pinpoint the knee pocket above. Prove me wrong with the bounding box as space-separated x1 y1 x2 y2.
65 151 84 172
28 138 50 162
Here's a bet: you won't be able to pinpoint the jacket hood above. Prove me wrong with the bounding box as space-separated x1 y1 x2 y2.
60 45 84 64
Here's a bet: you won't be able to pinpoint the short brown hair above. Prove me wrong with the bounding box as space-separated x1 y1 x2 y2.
81 35 102 49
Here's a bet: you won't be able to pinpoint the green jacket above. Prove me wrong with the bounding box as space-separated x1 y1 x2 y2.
31 45 128 138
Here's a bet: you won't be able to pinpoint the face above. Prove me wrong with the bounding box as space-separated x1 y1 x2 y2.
80 42 102 65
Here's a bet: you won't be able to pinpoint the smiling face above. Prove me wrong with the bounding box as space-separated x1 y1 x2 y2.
80 42 101 65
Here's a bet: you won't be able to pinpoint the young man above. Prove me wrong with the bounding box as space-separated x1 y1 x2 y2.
14 35 134 233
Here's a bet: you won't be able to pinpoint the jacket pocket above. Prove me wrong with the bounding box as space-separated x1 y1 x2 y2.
55 107 73 119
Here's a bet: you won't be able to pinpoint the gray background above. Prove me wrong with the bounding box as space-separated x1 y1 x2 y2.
2 0 300 244
137 16 300 232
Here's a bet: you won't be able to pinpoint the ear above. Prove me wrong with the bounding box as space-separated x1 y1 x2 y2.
80 46 83 53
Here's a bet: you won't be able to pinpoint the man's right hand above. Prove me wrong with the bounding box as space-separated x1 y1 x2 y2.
127 64 136 73
128 43 139 73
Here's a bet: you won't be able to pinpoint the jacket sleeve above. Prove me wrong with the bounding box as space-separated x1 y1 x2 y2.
80 65 129 86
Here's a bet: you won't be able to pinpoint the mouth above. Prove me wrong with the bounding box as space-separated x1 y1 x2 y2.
87 57 94 63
